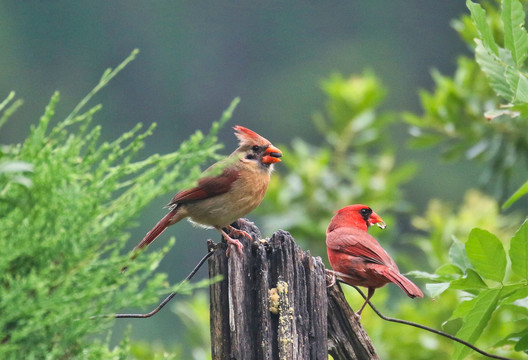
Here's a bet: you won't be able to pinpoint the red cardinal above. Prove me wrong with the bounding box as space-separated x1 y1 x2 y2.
326 204 423 316
131 125 282 257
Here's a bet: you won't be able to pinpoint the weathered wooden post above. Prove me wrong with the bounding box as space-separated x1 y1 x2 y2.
208 220 379 360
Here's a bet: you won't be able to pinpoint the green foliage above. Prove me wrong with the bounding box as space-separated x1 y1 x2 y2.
466 228 506 282
400 5 528 359
2 1 528 358
409 3 528 355
510 219 528 279
415 220 528 359
259 71 416 252
453 288 502 360
360 190 522 359
504 180 528 208
470 0 528 206
128 339 181 360
470 0 528 102
401 4 528 357
0 51 234 359
260 1 528 359
406 0 528 205
123 290 213 360
172 291 212 360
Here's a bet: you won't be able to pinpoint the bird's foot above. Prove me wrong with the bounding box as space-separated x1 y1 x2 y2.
325 269 337 288
355 291 373 320
227 225 253 241
217 227 244 256
225 237 244 256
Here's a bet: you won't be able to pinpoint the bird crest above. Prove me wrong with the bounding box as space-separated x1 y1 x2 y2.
234 125 270 146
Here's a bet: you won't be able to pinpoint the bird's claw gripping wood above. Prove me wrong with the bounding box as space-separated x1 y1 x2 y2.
219 227 244 256
221 224 256 256
325 269 337 288
227 225 253 242
226 240 243 256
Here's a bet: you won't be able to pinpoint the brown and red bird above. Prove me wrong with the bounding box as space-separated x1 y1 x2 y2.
326 204 423 316
131 125 282 257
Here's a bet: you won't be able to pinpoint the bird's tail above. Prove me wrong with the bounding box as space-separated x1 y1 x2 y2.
121 209 181 271
384 269 424 298
132 209 179 254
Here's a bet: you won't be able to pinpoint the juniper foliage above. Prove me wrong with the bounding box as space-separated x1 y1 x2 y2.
0 50 236 359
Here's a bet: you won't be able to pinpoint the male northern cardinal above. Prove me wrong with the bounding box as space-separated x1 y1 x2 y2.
326 204 423 316
131 125 282 257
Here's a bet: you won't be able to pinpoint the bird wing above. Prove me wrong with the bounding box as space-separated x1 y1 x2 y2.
326 227 396 267
168 166 240 206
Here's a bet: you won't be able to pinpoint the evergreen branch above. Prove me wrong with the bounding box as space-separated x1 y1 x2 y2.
0 92 24 129
64 49 139 124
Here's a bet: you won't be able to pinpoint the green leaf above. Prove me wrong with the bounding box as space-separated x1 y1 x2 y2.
515 331 528 352
504 66 528 103
409 266 461 284
494 328 528 348
426 282 451 298
436 263 464 276
475 40 514 101
466 228 506 282
510 294 528 310
503 179 528 208
407 270 441 281
449 238 472 271
502 0 528 66
510 219 528 280
450 268 488 291
450 297 477 321
503 285 528 304
453 288 502 360
407 133 443 149
467 0 499 55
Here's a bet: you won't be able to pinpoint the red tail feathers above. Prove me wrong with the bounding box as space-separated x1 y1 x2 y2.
133 209 178 253
383 268 424 298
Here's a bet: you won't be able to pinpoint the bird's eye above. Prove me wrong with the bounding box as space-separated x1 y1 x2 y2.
252 145 260 151
360 208 369 215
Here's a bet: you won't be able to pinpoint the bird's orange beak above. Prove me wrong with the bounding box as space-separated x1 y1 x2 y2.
262 145 282 164
369 211 386 229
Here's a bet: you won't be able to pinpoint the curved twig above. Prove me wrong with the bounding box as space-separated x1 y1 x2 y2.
345 282 513 360
116 250 214 318
91 250 215 320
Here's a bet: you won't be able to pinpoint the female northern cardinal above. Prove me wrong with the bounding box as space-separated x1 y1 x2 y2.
130 125 282 257
326 204 423 316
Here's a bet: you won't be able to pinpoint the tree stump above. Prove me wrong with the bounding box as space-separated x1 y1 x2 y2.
208 220 379 360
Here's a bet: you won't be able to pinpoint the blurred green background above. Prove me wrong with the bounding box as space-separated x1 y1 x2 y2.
1 0 482 354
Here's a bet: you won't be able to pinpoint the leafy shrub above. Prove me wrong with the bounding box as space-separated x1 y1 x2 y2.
0 51 233 359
